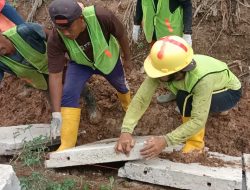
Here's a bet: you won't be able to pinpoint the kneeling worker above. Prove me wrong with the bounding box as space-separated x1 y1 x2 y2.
115 35 241 159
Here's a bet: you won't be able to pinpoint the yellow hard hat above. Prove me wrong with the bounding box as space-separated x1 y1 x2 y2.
144 36 193 78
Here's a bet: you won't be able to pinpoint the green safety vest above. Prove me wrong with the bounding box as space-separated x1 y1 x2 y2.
142 0 183 43
166 55 230 94
0 27 48 90
59 6 120 75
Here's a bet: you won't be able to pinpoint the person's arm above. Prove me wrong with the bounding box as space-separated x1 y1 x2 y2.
47 29 68 112
118 34 131 72
47 30 67 139
165 76 214 146
121 77 160 133
103 7 131 71
179 0 192 34
1 3 24 25
49 72 63 112
0 0 5 12
116 77 160 154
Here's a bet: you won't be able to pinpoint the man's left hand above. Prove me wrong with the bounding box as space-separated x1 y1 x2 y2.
140 136 167 160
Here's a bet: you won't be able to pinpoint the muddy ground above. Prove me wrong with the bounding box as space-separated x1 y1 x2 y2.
0 0 250 189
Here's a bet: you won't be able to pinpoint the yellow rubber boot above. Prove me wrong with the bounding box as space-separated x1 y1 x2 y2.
117 91 131 112
57 107 81 151
182 117 205 153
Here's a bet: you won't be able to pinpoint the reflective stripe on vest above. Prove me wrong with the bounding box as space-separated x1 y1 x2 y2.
142 0 183 43
166 55 230 94
59 6 120 75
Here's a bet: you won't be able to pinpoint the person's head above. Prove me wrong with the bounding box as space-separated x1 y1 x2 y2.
144 36 195 82
49 0 85 40
0 33 15 56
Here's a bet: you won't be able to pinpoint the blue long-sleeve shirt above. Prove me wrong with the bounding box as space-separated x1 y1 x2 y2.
1 3 24 25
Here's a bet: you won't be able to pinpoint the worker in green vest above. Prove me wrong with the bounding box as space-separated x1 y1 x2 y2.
0 22 99 138
115 36 241 158
48 0 132 151
132 0 192 46
133 0 192 104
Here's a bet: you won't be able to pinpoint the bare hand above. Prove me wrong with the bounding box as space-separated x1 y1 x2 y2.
140 136 167 160
115 133 135 156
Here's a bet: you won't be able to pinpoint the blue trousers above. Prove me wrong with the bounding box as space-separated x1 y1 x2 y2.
61 58 129 107
176 89 242 117
1 3 24 25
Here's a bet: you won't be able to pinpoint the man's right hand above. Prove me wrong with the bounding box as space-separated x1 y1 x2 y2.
132 25 140 43
50 112 62 140
115 133 135 156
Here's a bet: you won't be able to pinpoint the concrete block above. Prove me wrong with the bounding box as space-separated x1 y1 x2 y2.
0 164 20 190
0 124 58 155
119 153 242 190
45 136 180 168
244 154 250 190
45 136 148 168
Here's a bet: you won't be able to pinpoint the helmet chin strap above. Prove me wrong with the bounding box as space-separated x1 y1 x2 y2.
181 59 196 72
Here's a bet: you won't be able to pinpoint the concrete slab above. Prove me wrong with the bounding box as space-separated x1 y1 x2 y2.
45 136 181 168
0 124 59 155
0 164 20 190
119 153 242 190
244 154 250 190
45 136 149 168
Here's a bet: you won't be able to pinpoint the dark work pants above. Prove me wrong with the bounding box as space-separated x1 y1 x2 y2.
176 89 242 117
61 58 129 107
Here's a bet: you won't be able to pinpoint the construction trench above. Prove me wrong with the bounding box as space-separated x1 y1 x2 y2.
0 0 250 189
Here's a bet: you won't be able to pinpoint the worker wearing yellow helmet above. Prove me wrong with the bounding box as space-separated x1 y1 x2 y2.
115 36 241 158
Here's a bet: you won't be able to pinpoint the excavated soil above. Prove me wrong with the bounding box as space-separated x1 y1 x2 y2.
1 0 250 161
159 151 235 167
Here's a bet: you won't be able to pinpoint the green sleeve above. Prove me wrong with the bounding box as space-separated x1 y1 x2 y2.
121 77 160 133
165 76 214 146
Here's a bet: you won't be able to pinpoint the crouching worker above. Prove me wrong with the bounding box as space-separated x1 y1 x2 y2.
48 0 132 151
115 36 241 159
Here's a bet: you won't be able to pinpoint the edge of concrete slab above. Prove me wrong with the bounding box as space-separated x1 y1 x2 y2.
0 124 59 155
0 164 21 190
243 154 250 190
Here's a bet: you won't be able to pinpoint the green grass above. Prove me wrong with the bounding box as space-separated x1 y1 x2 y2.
13 125 116 190
20 172 76 190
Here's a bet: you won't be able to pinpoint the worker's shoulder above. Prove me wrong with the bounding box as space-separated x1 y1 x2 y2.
17 22 45 38
94 5 115 19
